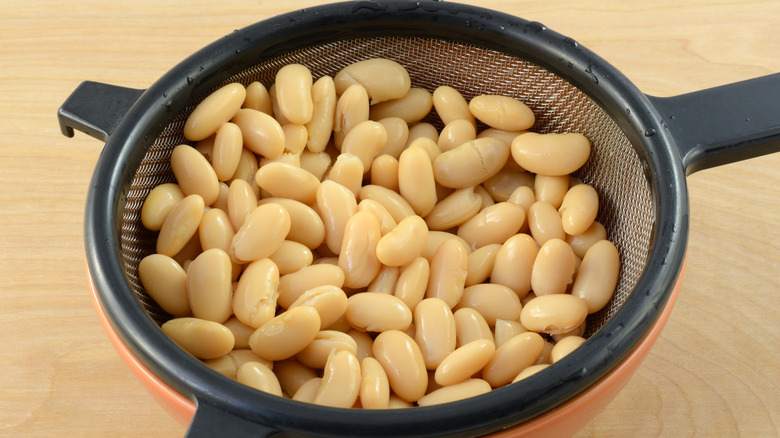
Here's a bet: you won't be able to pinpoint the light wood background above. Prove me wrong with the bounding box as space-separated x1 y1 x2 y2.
1 1 778 437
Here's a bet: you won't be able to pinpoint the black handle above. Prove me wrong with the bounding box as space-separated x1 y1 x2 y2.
185 398 280 438
57 81 144 142
647 72 780 175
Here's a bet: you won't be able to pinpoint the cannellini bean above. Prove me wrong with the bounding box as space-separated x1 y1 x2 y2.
453 308 493 348
434 339 495 386
393 257 430 312
432 85 475 127
571 240 619 313
483 168 534 202
398 145 437 217
187 248 233 323
296 330 357 369
277 263 345 309
457 202 525 249
559 184 599 236
340 120 387 171
358 184 415 223
161 317 234 359
421 231 472 262
255 162 320 205
237 361 283 397
357 199 398 235
360 357 390 409
305 75 336 153
370 154 400 192
339 210 382 289
468 94 535 132
299 150 332 181
141 183 184 231
249 306 321 361
293 377 322 403
531 238 576 296
424 187 482 231
551 320 587 343
512 364 550 383
345 292 412 333
327 153 365 195
372 330 428 403
198 208 234 252
274 358 318 397
551 335 586 363
138 254 190 316
369 88 433 124
566 221 607 259
494 319 527 349
226 178 257 231
527 201 565 246
407 133 441 162
482 332 544 387
229 147 259 187
520 294 588 335
507 185 536 216
511 132 590 176
184 82 246 141
534 174 570 209
348 329 374 362
232 258 279 329
157 194 206 257
334 58 411 104
242 81 272 115
433 137 510 189
438 119 477 152
275 64 314 125
465 243 502 287
490 233 538 299
333 84 369 148
288 285 348 330
222 318 255 350
477 128 525 147
376 117 409 159
426 238 469 308
229 203 290 263
317 180 359 254
418 379 492 407
170 144 220 206
414 298 456 370
259 198 325 250
203 349 269 379
455 283 522 326
281 123 308 154
367 265 400 294
376 215 428 267
231 108 285 159
212 122 243 181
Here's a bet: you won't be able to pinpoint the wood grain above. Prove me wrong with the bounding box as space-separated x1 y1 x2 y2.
1 1 777 437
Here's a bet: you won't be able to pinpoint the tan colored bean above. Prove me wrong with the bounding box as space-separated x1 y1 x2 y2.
468 94 535 132
211 122 243 181
418 378 491 406
274 358 318 397
229 203 290 263
249 306 321 361
299 150 332 181
316 180 358 254
369 88 433 124
199 208 234 252
156 194 205 257
393 257 429 312
333 84 369 148
483 168 534 203
221 318 255 350
491 233 538 299
494 319 527 349
376 215 428 267
347 329 374 362
269 240 312 275
296 330 358 369
453 308 493 348
242 81 273 115
432 85 476 127
566 221 607 259
397 145 437 217
370 154 399 192
259 198 325 250
281 123 308 154
340 120 387 171
161 317 234 359
359 357 390 409
289 285 349 330
184 82 246 141
171 232 202 269
482 332 544 387
312 350 361 408
334 58 411 104
376 117 409 159
138 254 190 317
231 108 285 159
275 64 314 125
507 185 536 219
226 178 257 231
357 199 397 235
520 294 588 335
457 202 525 250
551 336 586 363
527 201 565 246
277 263 346 309
368 265 400 295
571 240 619 314
414 298 456 370
422 231 472 262
512 363 550 383
531 238 576 296
345 292 412 332
534 174 570 209
305 75 336 153
203 349 270 379
358 184 415 223
426 238 468 308
327 153 364 196
433 137 510 189
434 339 495 386
476 128 525 147
464 243 501 286
255 162 320 205
511 132 590 176
237 361 283 397
438 119 477 152
232 258 279 329
559 184 599 236
141 183 184 231
293 377 322 403
186 248 233 323
406 130 441 161
338 210 382 289
551 320 586 343
425 187 482 231
268 84 289 125
372 330 428 403
456 284 522 326
170 144 220 206
229 147 259 187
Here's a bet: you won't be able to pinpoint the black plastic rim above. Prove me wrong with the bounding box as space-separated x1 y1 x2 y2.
83 1 687 436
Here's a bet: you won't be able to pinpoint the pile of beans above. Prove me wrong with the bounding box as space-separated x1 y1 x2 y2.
138 58 620 409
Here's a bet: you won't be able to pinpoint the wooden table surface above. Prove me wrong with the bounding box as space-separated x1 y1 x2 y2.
1 0 778 436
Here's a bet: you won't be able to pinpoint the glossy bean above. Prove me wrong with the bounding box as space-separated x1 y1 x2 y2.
333 84 369 148
358 184 415 223
551 336 586 363
184 82 246 141
519 294 588 335
170 144 220 206
424 187 482 231
141 183 184 231
233 258 279 329
138 253 190 316
227 178 257 231
511 132 590 176
483 168 534 203
417 379 491 406
293 377 322 403
512 364 550 383
269 240 312 274
367 265 400 295
433 137 510 189
187 248 233 323
490 233 538 299
275 64 314 125
559 184 599 236
156 194 205 257
316 180 358 254
340 120 387 171
274 358 318 397
255 162 320 205
360 357 390 409
406 133 441 161
369 88 433 124
222 318 255 350
327 153 364 195
494 319 527 349
242 81 272 115
534 174 569 209
249 306 321 361
299 150 332 180
453 308 493 348
357 199 398 235
282 123 308 154
259 198 325 250
229 203 290 263
296 330 358 369
289 285 349 330
334 58 411 104
482 331 544 387
457 202 525 249
571 240 619 313
305 75 336 153
229 147 259 187
465 243 502 287
345 292 412 333
434 339 495 386
212 122 243 181
277 263 346 309
566 221 607 259
161 317 234 360
527 201 565 247
468 94 535 132
370 154 399 192
426 238 468 308
338 210 382 289
422 231 472 262
397 145 437 217
237 361 283 397
455 284 522 326
372 330 428 403
438 119 477 152
414 298 456 370
376 215 428 267
311 350 361 408
531 238 576 296
393 257 430 313
376 117 409 159
432 85 475 127
231 108 286 159
199 208 234 252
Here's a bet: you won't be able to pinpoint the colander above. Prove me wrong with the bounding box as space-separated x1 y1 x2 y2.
57 1 780 437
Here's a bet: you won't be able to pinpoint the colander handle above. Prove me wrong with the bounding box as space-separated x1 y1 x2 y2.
648 72 780 175
185 398 278 438
57 81 144 142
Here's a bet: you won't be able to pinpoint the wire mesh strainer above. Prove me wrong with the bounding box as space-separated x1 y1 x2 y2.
58 1 780 437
